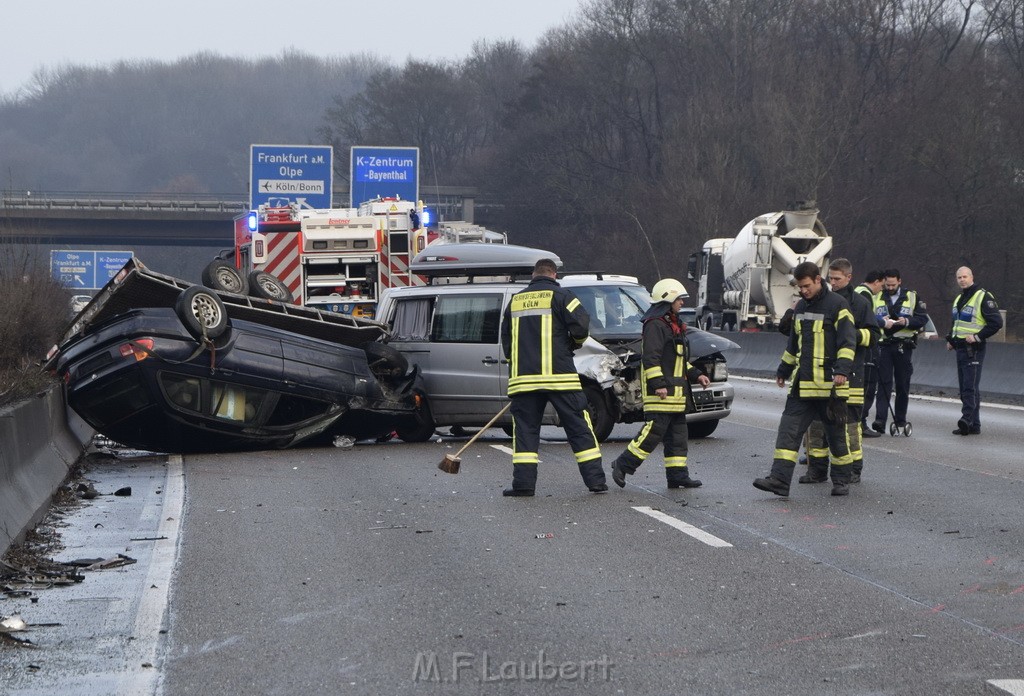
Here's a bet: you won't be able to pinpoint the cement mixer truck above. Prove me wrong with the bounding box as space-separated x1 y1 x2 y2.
687 203 832 331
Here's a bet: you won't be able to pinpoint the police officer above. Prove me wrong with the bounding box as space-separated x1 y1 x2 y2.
610 279 711 491
855 270 886 438
753 262 857 497
872 269 928 433
946 266 1003 436
801 259 879 485
500 259 607 496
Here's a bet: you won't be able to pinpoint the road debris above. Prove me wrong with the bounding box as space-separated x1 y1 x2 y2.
114 486 132 496
333 435 356 450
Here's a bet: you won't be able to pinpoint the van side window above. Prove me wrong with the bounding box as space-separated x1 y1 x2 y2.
431 294 502 344
392 297 435 341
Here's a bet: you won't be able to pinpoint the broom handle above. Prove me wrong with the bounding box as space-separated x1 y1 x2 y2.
451 403 512 459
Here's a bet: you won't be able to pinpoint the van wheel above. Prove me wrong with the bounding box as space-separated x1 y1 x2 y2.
201 260 248 295
397 398 435 442
584 384 615 443
248 270 294 303
175 286 229 340
364 342 409 380
501 424 514 438
687 419 719 439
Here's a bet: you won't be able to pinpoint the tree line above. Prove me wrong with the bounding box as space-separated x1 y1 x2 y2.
2 0 1021 336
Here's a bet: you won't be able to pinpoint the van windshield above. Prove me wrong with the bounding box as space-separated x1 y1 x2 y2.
569 285 651 338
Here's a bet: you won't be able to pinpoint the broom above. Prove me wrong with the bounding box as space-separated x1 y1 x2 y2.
438 403 512 474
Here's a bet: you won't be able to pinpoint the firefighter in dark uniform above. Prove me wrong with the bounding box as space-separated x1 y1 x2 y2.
946 266 1003 435
753 261 858 497
610 279 711 491
872 269 929 433
500 258 607 496
802 259 879 485
854 270 886 438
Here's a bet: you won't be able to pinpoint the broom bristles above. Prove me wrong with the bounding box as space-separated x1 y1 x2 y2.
438 454 461 474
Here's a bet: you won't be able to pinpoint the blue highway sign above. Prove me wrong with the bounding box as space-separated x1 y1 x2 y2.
250 144 333 210
51 250 134 290
350 146 419 207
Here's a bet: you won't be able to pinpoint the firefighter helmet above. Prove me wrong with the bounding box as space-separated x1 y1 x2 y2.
650 278 688 304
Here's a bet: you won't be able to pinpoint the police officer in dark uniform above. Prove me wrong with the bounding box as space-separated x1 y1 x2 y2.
854 270 885 438
610 279 711 491
500 259 607 496
946 266 1003 436
872 269 929 433
753 261 858 497
801 259 879 485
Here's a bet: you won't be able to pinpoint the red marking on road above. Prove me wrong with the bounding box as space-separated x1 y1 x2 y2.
768 633 828 649
927 604 946 613
820 524 837 529
984 557 998 566
1010 586 1024 595
959 584 982 595
801 515 815 522
999 624 1024 634
836 545 850 550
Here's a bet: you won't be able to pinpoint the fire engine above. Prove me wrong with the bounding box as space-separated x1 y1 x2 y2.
219 197 423 318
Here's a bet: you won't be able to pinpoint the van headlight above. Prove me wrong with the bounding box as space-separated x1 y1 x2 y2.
706 361 727 382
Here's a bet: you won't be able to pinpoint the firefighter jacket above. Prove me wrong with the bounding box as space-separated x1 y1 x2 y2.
639 304 704 414
777 285 857 399
854 283 884 362
835 284 879 404
501 276 589 395
947 284 1003 344
880 286 928 343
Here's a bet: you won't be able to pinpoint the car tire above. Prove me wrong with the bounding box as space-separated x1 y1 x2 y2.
584 384 615 443
201 260 249 295
501 424 514 438
397 397 435 442
364 341 409 380
175 286 229 340
248 270 294 303
687 418 719 439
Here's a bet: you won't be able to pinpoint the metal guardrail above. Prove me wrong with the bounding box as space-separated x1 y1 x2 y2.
1 191 249 214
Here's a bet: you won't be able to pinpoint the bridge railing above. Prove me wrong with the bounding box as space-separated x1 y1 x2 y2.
1 190 249 214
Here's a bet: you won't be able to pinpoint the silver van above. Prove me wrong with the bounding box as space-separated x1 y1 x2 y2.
375 249 735 442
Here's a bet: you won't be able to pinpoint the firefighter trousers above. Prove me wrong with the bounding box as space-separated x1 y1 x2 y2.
770 396 853 486
807 404 864 478
508 391 605 491
613 412 694 484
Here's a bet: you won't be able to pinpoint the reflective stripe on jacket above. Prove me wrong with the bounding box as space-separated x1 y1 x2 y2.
640 311 701 413
777 286 857 399
502 276 589 395
951 288 989 338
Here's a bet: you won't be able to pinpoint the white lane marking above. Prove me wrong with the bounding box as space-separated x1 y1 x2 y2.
491 445 514 455
119 454 185 696
731 375 1024 410
987 680 1024 695
632 506 733 548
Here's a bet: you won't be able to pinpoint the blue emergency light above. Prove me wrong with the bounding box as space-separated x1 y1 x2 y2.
421 207 433 226
247 211 258 232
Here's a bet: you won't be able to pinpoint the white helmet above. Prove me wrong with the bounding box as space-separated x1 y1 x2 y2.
650 278 688 303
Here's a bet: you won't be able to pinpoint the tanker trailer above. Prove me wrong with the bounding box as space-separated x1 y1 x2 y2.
688 204 831 331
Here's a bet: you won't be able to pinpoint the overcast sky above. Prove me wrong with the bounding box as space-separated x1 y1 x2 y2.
1 0 586 95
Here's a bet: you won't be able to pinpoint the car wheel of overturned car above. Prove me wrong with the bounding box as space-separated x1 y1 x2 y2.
247 270 294 303
396 396 435 442
175 286 229 340
201 260 249 295
363 341 409 381
686 418 719 439
584 384 615 443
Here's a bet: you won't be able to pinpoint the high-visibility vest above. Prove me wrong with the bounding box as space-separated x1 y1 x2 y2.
951 288 988 338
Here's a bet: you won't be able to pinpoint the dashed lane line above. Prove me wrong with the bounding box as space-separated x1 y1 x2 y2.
632 505 733 548
491 444 514 456
988 680 1024 695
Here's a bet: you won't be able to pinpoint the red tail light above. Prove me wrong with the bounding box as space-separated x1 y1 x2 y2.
119 338 154 361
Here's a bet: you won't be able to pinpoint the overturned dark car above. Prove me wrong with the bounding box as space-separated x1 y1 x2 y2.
45 260 426 453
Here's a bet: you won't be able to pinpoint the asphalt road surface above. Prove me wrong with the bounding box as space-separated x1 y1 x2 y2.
3 377 1024 695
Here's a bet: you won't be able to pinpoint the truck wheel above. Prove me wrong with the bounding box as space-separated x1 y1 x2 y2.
248 271 294 303
364 341 409 381
201 260 248 295
175 286 229 340
397 397 435 442
584 384 615 443
687 419 719 439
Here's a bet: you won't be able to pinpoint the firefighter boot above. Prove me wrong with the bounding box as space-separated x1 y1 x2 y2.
610 455 638 488
799 457 829 484
503 463 537 497
666 467 702 489
753 476 790 497
850 459 863 483
578 461 608 493
830 467 852 496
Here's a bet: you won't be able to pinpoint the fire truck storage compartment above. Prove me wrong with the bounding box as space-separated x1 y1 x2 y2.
303 256 376 304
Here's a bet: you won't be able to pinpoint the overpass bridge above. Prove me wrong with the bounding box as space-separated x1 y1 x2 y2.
1 187 486 283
